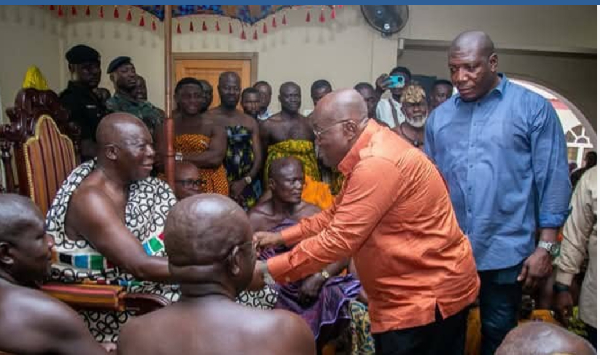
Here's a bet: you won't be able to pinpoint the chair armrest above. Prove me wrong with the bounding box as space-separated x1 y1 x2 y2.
41 283 126 312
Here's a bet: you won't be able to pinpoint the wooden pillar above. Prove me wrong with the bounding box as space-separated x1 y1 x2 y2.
163 5 175 189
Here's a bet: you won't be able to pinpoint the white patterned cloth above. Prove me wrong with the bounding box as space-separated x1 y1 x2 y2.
46 160 180 342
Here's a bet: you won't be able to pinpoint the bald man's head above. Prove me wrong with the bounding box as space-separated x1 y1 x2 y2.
268 157 304 204
95 113 156 181
450 30 495 58
496 322 596 355
218 72 241 108
279 82 301 114
164 194 254 292
311 89 368 168
448 31 499 102
0 194 53 285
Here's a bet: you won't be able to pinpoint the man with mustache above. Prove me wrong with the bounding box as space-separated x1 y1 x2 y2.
106 57 164 138
396 84 428 149
46 113 180 343
425 31 571 354
59 44 107 161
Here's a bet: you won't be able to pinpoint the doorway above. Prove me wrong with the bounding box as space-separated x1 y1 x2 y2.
173 52 258 109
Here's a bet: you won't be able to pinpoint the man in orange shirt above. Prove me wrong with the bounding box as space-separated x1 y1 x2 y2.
252 89 480 355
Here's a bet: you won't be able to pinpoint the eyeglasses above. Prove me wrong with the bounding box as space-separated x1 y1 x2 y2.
313 120 352 139
175 179 205 188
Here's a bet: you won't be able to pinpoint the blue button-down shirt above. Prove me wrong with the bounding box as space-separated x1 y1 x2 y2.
425 74 571 270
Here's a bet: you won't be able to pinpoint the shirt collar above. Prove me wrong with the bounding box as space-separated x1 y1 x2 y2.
454 72 507 105
338 119 379 176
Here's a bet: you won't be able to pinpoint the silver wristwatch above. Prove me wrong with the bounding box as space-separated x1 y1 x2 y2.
175 152 183 162
244 176 252 185
538 240 560 258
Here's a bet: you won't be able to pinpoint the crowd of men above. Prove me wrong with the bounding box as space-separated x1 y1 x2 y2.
0 30 596 355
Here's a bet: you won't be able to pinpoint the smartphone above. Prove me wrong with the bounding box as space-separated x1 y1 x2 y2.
389 75 406 89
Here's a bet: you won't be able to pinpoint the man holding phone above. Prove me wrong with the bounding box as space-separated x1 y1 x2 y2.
374 66 412 129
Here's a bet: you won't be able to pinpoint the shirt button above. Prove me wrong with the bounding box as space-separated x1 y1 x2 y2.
468 208 472 213
469 164 473 168
468 186 472 191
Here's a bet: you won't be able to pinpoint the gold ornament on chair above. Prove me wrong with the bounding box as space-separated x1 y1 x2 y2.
22 66 49 91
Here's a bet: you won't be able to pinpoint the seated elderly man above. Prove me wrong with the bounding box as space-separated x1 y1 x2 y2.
495 322 596 355
0 194 105 354
45 113 179 343
248 157 363 352
117 194 315 355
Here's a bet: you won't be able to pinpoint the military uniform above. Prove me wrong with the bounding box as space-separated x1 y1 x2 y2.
59 81 107 145
106 92 165 137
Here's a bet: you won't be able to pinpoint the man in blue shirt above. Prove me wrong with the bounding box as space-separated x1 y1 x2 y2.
425 31 571 354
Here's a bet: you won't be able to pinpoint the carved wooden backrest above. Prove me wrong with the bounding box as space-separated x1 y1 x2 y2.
23 115 78 214
0 88 79 214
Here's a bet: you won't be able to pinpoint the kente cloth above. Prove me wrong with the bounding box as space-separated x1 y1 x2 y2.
349 301 376 355
224 126 261 210
264 140 333 209
264 139 321 184
259 219 360 341
175 134 229 196
45 160 180 343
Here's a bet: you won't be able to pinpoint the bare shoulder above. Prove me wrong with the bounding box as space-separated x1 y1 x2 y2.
298 202 320 217
69 182 115 220
247 202 273 232
3 286 85 336
264 309 315 354
116 314 148 354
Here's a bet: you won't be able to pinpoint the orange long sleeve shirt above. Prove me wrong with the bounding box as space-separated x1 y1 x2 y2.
267 120 480 333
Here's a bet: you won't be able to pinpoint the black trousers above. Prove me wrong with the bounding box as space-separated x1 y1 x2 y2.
586 324 597 349
373 306 468 355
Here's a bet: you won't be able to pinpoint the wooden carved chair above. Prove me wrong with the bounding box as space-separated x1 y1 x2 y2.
0 88 169 315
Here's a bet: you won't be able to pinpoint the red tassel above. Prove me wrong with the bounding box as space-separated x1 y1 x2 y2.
306 10 311 22
71 6 77 16
57 5 63 17
263 22 268 34
331 8 336 19
113 6 119 19
241 28 246 40
189 21 194 32
99 6 104 18
139 15 145 27
320 9 326 22
126 8 132 22
177 22 182 34
272 17 277 28
253 29 258 40
229 22 233 34
49 5 55 11
85 5 90 16
202 21 207 31
216 21 220 31
282 14 287 25
152 19 157 31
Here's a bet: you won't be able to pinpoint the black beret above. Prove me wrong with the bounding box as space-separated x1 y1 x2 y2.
65 44 100 64
107 56 132 74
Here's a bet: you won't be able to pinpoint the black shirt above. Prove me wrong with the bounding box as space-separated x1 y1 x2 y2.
59 81 107 144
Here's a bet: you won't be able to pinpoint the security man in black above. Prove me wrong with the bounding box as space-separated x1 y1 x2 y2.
59 44 107 161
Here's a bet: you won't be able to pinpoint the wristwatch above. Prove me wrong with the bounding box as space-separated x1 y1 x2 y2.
175 152 183 162
538 240 560 258
244 176 252 185
320 270 330 280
